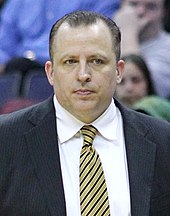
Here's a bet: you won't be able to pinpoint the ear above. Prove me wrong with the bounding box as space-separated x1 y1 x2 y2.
45 61 54 86
116 60 125 83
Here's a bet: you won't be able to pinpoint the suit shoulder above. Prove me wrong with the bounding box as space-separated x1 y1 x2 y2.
0 103 38 125
116 100 170 143
0 97 53 127
128 109 170 145
133 110 170 130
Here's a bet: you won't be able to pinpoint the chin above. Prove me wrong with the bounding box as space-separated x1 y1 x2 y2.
75 104 95 112
74 102 97 114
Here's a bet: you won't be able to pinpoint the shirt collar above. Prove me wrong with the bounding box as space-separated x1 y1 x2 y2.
54 96 119 143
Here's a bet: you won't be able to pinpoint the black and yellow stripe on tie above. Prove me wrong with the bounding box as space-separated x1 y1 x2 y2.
80 125 110 216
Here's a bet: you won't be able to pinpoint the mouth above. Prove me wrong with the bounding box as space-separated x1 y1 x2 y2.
74 89 94 96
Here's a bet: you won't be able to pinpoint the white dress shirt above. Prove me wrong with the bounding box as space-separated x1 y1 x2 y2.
54 96 131 216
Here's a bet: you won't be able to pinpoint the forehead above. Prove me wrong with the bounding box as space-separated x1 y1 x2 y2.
57 20 111 35
54 20 113 47
124 62 145 77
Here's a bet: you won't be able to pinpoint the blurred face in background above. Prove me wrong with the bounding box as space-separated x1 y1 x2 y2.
115 61 148 107
125 0 164 36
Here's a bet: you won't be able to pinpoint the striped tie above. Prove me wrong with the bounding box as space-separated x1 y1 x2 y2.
80 125 110 216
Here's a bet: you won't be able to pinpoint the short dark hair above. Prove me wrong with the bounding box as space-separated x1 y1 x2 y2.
49 10 121 62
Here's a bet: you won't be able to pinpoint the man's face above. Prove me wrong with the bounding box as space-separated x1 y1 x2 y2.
45 21 124 123
125 0 164 31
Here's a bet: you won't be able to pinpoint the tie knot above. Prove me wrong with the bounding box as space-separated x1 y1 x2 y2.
81 125 97 146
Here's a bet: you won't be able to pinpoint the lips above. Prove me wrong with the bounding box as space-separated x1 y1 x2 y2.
74 89 94 95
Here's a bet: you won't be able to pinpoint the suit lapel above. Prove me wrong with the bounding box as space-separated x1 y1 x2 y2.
23 98 157 215
24 98 66 216
124 124 156 216
116 100 157 216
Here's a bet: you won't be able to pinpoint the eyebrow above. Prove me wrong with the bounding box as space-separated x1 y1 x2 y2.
60 52 110 60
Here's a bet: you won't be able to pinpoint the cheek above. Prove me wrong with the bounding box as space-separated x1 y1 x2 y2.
101 74 117 94
137 82 148 95
148 12 160 22
101 76 113 86
142 81 148 91
53 74 68 96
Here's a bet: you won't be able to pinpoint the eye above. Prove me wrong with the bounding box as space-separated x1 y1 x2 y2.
64 59 78 65
131 77 144 83
146 3 158 11
128 1 138 8
90 58 104 65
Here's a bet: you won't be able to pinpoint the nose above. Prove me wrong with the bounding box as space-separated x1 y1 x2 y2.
77 62 91 83
124 80 134 92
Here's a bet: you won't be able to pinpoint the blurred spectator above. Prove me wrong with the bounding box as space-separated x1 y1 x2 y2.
114 0 170 99
0 0 120 75
115 54 170 122
133 95 170 122
163 0 170 33
0 0 6 21
115 54 155 107
0 0 6 10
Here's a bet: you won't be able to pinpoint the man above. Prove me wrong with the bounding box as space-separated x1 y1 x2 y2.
0 11 170 216
114 0 170 99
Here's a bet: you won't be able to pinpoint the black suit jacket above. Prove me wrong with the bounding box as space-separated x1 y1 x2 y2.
0 96 170 216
